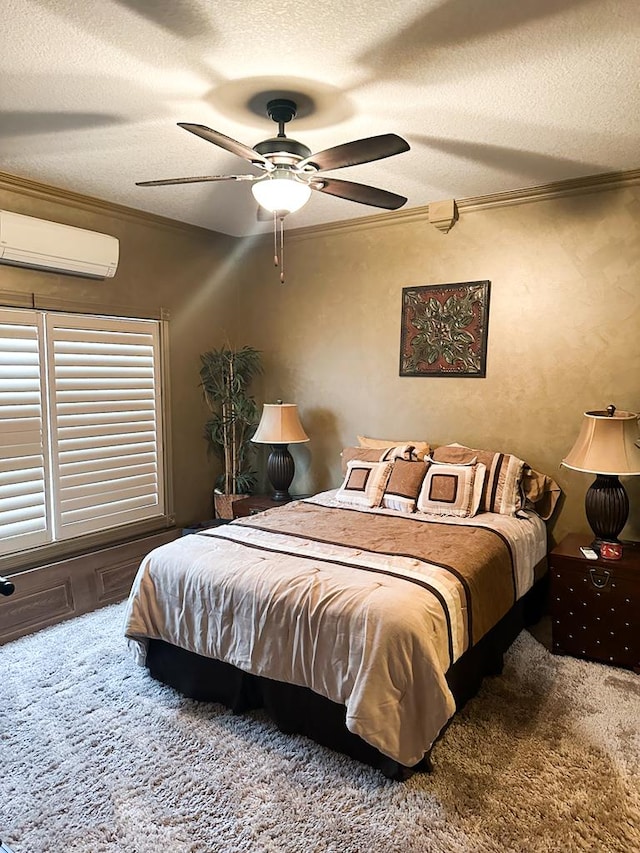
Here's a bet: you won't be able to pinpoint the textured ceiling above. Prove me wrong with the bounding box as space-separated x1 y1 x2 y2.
2 0 639 237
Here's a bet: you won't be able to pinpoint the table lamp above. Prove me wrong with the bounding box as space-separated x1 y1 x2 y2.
252 402 309 501
561 405 640 546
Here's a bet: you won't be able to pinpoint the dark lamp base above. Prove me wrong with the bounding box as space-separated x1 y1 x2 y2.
266 444 295 502
585 474 629 546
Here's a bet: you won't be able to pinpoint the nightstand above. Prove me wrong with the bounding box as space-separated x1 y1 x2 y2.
232 494 308 518
549 534 639 671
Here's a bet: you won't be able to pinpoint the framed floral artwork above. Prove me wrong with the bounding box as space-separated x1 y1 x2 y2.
399 280 491 377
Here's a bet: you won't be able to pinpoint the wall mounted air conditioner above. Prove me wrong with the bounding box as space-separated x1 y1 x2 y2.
0 210 119 279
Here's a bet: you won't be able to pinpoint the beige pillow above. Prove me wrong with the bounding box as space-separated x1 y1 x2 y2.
382 459 430 513
341 444 414 474
335 460 393 509
432 444 525 515
357 435 431 457
417 462 486 518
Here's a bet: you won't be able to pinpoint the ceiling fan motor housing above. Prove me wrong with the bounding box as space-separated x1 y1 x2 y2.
252 98 313 166
253 137 312 163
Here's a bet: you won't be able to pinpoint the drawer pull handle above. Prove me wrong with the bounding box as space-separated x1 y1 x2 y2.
589 568 610 589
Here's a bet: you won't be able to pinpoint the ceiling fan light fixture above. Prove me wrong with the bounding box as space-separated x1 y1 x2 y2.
251 170 312 214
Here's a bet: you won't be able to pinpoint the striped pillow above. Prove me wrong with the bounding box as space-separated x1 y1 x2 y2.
417 462 486 518
382 459 430 513
336 460 393 508
431 444 525 515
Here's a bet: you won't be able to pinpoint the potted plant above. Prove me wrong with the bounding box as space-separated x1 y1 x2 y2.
199 345 262 519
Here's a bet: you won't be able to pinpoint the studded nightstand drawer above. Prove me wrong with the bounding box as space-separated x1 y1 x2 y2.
549 535 639 670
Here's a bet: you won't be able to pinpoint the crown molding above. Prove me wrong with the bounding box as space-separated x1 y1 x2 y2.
286 204 431 242
0 171 217 237
2 166 638 246
457 167 640 214
287 167 640 243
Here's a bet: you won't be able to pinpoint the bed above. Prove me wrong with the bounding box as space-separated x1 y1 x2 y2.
124 441 557 779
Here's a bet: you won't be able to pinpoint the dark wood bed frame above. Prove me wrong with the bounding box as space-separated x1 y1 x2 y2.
145 576 547 780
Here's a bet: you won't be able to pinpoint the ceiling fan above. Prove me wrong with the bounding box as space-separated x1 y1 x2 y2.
136 98 410 280
136 98 410 213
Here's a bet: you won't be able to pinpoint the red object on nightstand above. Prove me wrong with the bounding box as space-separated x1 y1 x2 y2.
600 542 623 560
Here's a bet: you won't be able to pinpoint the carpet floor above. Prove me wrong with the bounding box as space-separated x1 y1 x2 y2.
0 602 638 853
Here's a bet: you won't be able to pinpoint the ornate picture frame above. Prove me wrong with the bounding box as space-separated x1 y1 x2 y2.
399 280 491 377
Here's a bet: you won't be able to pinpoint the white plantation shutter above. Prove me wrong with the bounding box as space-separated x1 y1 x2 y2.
46 313 165 539
0 310 51 555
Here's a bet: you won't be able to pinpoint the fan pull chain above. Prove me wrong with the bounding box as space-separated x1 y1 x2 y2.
272 212 286 283
273 211 279 267
280 216 285 284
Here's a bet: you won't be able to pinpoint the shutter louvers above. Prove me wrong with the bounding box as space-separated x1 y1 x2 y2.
47 315 165 539
0 311 51 555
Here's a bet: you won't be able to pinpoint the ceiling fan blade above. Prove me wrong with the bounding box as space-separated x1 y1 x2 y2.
312 177 407 210
178 123 272 168
136 174 258 187
299 134 409 172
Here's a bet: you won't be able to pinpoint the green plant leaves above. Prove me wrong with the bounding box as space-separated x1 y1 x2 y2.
199 346 263 494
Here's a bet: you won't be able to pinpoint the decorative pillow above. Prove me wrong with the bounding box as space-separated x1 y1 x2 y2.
335 460 393 508
417 462 486 518
357 435 431 457
341 445 414 474
382 459 430 513
341 447 385 473
431 444 525 515
521 466 562 521
425 453 478 467
378 443 415 462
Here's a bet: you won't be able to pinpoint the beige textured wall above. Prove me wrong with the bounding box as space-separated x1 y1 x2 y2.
2 177 638 544
0 180 241 527
236 185 640 545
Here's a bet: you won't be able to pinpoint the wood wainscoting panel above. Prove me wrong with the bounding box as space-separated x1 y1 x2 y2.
95 558 149 604
0 529 179 645
1 580 75 639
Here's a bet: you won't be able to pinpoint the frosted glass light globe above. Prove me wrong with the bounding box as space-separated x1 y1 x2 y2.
252 171 312 214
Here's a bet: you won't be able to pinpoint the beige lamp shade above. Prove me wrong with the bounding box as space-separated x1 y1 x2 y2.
252 403 309 445
562 409 640 476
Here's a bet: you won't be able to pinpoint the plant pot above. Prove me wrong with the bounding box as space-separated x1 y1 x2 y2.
214 492 247 520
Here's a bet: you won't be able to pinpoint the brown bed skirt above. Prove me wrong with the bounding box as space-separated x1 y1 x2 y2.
145 576 547 780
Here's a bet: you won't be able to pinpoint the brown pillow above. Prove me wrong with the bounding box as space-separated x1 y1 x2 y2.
382 459 430 513
341 447 384 474
341 444 414 474
521 466 562 520
357 435 431 457
432 444 525 515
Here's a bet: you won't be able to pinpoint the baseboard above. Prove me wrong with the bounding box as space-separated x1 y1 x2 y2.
0 529 179 644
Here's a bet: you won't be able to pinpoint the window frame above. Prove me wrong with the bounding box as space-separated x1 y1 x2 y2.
0 305 173 573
